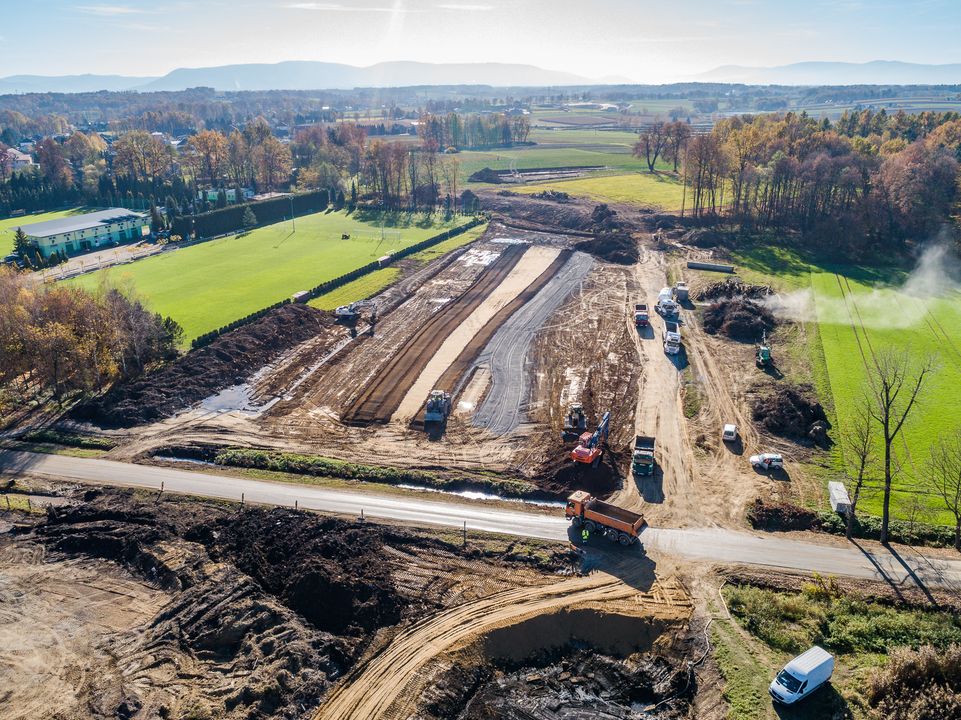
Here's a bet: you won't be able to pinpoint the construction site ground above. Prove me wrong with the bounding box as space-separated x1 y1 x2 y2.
0 484 700 720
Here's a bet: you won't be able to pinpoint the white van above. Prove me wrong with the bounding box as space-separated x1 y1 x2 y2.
656 287 678 315
769 646 834 704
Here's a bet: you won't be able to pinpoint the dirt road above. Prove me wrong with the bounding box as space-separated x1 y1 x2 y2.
315 570 689 720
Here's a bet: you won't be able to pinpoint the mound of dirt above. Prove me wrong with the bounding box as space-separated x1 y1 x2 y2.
751 384 829 444
571 204 639 265
468 167 504 184
747 498 821 532
694 278 773 301
680 228 727 248
72 303 342 428
702 298 775 341
534 446 623 498
530 189 570 202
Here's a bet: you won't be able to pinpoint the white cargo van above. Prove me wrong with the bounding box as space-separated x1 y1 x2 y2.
769 646 834 704
656 287 678 315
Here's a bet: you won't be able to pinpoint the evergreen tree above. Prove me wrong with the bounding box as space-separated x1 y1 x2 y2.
350 181 357 207
149 204 165 234
216 189 227 208
12 228 29 258
241 206 257 230
336 190 346 209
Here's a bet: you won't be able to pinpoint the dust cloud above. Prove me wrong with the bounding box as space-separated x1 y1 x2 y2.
763 244 961 330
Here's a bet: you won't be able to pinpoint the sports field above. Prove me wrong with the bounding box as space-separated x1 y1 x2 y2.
1 207 92 254
513 172 686 210
68 210 472 344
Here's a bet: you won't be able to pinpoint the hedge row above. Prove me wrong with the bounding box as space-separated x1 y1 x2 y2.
191 298 290 349
213 447 538 497
748 498 960 549
190 216 485 349
171 189 329 240
19 429 116 450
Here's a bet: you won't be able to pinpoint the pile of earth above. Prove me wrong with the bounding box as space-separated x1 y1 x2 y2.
751 384 830 445
747 497 821 532
418 650 694 719
530 189 571 202
469 167 505 183
679 228 729 248
702 298 775 341
572 204 639 265
694 278 773 301
72 303 343 428
534 445 624 498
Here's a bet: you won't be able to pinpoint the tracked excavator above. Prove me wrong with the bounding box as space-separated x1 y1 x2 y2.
571 411 610 468
335 300 378 326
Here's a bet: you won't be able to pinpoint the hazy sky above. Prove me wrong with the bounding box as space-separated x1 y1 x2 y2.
3 0 961 81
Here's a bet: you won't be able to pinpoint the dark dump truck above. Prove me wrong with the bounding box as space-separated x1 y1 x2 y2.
632 435 656 476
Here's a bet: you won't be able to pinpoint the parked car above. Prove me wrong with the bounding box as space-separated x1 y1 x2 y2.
750 452 783 471
722 424 738 442
769 646 834 704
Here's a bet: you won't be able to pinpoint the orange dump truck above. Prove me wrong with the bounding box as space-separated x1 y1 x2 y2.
565 490 646 546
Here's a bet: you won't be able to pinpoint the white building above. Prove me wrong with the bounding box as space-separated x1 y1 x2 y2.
18 208 149 259
5 148 35 171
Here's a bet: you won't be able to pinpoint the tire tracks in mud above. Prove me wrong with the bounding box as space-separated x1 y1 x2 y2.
341 245 526 426
314 572 688 720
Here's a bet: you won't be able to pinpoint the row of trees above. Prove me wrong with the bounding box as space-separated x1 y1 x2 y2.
675 112 961 255
0 268 181 404
417 112 531 150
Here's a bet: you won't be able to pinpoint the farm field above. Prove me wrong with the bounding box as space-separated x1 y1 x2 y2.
1 207 91 253
68 210 472 344
729 244 961 525
810 269 961 524
513 172 686 210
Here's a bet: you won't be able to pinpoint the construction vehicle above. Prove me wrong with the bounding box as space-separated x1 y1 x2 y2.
663 320 682 355
634 303 650 327
334 299 378 325
632 435 656 476
424 389 451 423
755 331 772 368
656 287 678 316
673 281 689 303
561 403 587 442
571 411 610 467
565 490 646 546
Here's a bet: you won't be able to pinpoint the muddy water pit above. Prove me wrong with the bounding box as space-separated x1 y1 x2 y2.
418 609 695 720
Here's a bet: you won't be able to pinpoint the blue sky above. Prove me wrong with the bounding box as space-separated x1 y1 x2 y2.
3 0 961 81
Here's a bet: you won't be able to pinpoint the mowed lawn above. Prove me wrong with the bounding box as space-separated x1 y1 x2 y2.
69 210 471 343
811 270 961 524
1 207 92 254
513 172 686 210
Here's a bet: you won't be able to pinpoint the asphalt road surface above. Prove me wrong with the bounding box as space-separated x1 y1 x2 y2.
3 448 960 590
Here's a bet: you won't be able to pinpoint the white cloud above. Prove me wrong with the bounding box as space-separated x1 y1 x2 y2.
436 3 494 9
287 2 414 11
77 4 152 15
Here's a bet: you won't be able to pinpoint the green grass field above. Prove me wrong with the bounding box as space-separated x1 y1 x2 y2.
308 223 488 310
68 210 472 344
0 207 92 254
729 245 961 525
513 172 686 210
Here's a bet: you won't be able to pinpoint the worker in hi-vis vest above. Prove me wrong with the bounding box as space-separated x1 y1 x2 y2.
581 528 590 543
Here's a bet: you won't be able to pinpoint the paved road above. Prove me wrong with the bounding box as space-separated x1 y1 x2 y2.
3 449 960 590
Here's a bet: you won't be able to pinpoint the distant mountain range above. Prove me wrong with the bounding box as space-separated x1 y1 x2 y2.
696 60 961 86
0 61 603 94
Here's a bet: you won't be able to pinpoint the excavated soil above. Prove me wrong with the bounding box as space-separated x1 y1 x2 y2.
702 298 775 342
419 650 694 720
5 486 573 719
751 383 829 444
73 304 345 428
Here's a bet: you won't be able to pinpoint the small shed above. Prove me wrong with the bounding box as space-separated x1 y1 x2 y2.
828 481 851 515
291 290 310 304
377 254 392 267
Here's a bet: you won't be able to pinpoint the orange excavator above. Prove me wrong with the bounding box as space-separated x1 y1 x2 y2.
570 411 610 468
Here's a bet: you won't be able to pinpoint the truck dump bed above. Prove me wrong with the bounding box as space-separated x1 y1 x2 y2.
586 497 644 525
634 435 655 452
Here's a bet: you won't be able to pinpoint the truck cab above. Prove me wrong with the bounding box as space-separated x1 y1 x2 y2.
663 320 682 355
656 288 678 316
634 303 649 327
769 646 834 705
632 435 656 476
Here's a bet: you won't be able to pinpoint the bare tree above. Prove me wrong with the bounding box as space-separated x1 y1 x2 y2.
929 430 961 550
663 120 691 173
842 396 876 540
633 121 667 173
865 348 936 544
